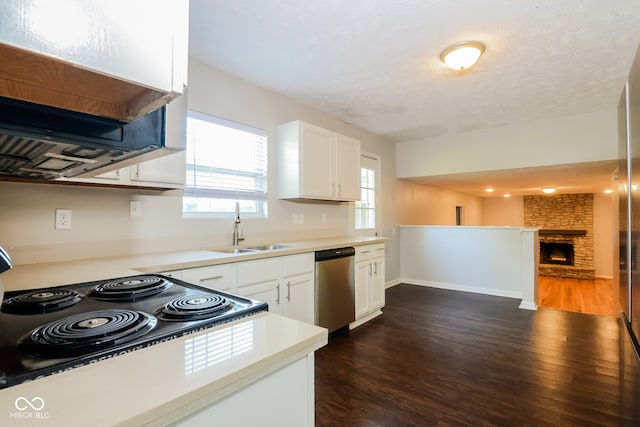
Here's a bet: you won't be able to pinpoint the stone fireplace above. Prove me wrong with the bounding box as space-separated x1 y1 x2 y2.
524 193 595 279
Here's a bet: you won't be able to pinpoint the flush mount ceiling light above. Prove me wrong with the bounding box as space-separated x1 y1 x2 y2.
440 41 486 71
541 187 557 194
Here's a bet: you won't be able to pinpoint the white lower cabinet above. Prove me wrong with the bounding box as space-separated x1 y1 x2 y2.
352 243 386 329
174 354 315 427
165 253 315 324
237 254 315 324
280 254 315 324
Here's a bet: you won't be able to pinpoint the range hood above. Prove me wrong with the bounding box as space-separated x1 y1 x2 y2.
0 96 168 180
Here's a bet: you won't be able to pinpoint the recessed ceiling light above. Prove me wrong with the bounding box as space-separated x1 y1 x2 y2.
604 189 613 194
440 41 486 71
485 188 494 193
541 187 557 194
504 194 511 198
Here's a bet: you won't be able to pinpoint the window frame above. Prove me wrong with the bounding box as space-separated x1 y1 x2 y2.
353 152 381 235
183 110 268 218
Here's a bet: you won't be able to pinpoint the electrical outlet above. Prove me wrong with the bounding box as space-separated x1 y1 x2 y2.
130 201 142 218
55 209 72 229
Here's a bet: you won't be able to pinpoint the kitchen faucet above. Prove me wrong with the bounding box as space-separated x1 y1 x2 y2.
233 202 244 246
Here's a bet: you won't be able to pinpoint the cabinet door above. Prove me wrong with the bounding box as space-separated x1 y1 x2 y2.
334 134 361 201
372 258 385 310
130 151 186 187
371 245 386 309
354 259 371 319
236 280 280 313
181 264 237 293
282 273 314 324
299 123 333 199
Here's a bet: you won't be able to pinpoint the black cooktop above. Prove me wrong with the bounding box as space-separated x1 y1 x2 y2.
0 274 268 389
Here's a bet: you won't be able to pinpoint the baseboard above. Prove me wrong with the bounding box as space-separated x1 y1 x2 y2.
385 279 402 289
518 300 538 311
349 309 383 330
398 278 523 300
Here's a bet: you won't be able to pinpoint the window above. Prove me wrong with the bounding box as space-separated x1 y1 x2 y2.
355 154 378 230
183 111 268 216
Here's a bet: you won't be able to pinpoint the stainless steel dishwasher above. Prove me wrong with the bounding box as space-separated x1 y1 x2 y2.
315 247 356 332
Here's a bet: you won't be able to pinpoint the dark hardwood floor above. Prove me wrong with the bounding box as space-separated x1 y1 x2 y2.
315 284 640 427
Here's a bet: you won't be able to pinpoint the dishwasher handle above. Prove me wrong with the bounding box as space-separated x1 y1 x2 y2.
315 247 355 262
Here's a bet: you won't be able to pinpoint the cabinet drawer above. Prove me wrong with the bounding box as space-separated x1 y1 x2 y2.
181 264 236 292
281 253 314 277
237 258 280 287
372 244 386 259
355 245 372 261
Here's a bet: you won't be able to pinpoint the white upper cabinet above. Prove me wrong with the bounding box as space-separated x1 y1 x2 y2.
334 133 361 200
278 121 361 202
0 0 189 121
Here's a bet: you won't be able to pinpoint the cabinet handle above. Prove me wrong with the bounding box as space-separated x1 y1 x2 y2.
374 262 377 275
276 284 280 304
287 281 291 301
368 263 372 276
200 275 223 282
338 183 342 196
361 250 370 254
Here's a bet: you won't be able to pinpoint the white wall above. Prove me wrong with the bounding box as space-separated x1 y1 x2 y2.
395 179 484 226
483 196 524 226
396 109 618 179
399 226 538 308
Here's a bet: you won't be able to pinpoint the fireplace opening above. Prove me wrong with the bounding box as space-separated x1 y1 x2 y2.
540 242 574 266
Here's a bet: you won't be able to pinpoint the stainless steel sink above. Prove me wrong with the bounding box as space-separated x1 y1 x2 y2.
246 244 291 251
208 244 291 255
210 247 258 254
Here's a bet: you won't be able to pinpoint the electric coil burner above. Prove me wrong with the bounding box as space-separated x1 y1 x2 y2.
2 288 82 314
89 276 172 301
0 274 268 389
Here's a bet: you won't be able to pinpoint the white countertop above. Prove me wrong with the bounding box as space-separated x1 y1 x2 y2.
0 312 327 426
3 236 386 291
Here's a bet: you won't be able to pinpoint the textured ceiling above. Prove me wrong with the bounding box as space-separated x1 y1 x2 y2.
188 1 640 197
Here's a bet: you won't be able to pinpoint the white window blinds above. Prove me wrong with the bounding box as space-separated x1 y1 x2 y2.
184 111 268 215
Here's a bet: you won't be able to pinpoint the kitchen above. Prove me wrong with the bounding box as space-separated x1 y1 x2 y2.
1 1 640 426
